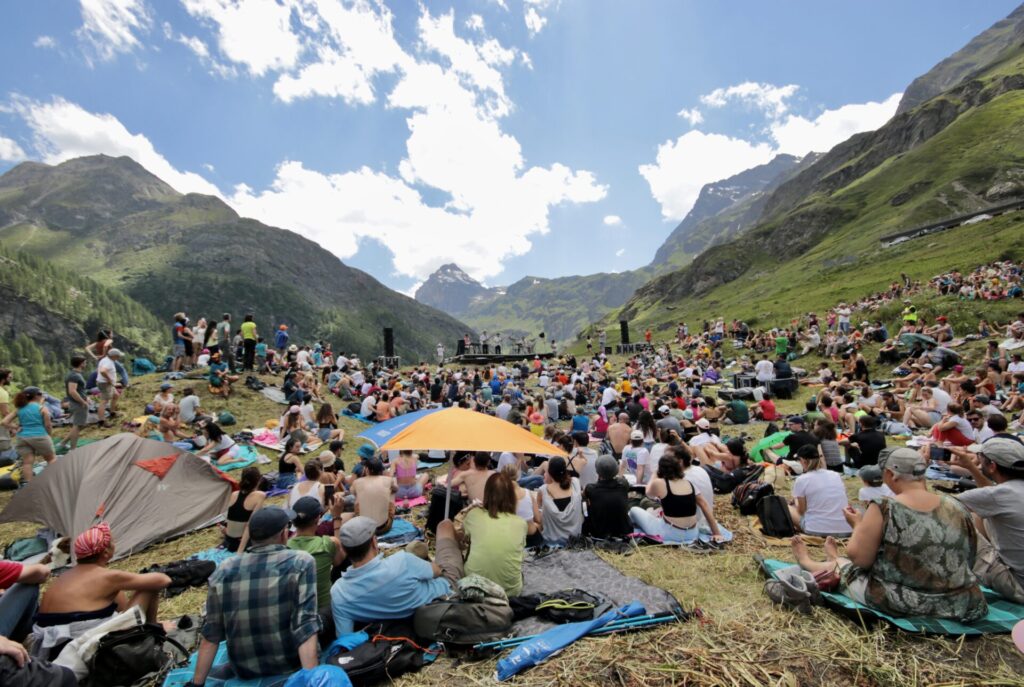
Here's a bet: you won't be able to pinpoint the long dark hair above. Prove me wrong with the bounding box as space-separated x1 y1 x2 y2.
316 403 336 425
657 455 683 480
547 457 572 489
13 389 42 409
204 422 225 442
239 467 261 495
636 410 656 436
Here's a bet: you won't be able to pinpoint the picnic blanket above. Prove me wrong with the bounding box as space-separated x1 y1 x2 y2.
163 642 302 687
514 549 683 636
260 387 289 405
751 431 790 463
214 446 261 472
252 429 323 454
758 557 1024 635
376 518 422 548
190 547 235 567
341 409 374 425
55 438 99 455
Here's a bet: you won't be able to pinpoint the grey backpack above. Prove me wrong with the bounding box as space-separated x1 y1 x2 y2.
413 597 513 646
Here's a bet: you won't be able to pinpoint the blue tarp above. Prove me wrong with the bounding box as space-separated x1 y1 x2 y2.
356 408 443 447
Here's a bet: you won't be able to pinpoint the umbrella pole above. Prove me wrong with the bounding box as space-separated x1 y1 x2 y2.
443 458 454 520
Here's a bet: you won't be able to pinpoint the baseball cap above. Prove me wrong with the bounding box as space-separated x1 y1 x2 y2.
292 496 324 525
107 348 123 358
22 386 42 396
658 405 670 414
879 447 926 477
630 429 643 440
974 395 990 404
160 382 173 391
248 507 295 541
339 516 378 548
858 464 883 486
978 438 1024 470
787 415 805 425
696 418 710 430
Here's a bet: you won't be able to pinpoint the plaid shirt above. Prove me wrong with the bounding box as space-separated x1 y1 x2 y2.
202 544 321 679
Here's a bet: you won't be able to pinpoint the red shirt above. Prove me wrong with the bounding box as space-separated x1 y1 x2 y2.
0 561 22 589
758 399 778 421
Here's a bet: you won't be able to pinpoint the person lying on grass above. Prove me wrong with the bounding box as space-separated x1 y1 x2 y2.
791 447 987 621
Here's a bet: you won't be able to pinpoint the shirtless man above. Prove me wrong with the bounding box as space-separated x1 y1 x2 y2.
449 452 494 503
36 524 171 626
348 459 396 534
606 413 632 459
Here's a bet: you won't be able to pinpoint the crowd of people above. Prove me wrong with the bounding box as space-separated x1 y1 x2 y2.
1 265 1024 684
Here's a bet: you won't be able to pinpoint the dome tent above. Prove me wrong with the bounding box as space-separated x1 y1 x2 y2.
0 434 234 561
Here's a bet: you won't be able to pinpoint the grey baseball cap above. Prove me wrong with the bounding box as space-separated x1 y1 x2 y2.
339 516 378 548
978 437 1024 470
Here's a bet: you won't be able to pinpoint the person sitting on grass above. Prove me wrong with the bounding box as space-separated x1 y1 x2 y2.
538 457 584 545
582 454 632 539
188 508 320 685
194 422 240 465
315 403 345 443
222 467 266 553
0 633 76 687
461 472 528 596
629 455 723 544
791 447 987 621
950 438 1024 603
36 524 172 641
275 438 304 490
787 444 853 537
288 496 345 636
449 451 495 504
349 458 396 534
330 516 464 636
158 403 190 443
207 352 238 399
0 558 50 643
288 460 327 507
389 450 430 501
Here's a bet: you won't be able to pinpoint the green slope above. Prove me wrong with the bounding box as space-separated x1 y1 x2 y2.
608 49 1024 339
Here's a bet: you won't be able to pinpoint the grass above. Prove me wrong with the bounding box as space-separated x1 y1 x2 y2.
1 345 1023 686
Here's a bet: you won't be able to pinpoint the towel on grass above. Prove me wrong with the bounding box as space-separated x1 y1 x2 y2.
215 446 261 471
190 547 235 567
341 409 374 425
758 557 1024 635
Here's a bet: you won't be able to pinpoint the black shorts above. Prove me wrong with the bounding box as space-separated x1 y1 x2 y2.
184 340 194 357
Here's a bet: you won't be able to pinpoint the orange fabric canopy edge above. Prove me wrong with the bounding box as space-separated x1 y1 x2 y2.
379 407 568 457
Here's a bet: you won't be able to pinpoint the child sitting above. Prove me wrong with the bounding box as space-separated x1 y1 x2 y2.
857 464 894 503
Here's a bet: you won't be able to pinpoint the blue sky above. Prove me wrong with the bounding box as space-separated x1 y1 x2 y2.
0 1 1018 294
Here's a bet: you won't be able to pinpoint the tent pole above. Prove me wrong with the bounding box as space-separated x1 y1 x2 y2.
443 454 455 520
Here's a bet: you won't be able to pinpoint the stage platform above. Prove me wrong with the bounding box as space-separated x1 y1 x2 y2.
450 351 556 365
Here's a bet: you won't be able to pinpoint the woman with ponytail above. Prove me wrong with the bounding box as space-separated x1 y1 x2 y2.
538 457 583 545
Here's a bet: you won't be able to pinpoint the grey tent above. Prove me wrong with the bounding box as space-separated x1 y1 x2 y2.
0 434 233 560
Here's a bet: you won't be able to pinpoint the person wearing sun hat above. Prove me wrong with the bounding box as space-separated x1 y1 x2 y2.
950 438 1024 602
791 446 988 622
189 507 321 684
36 523 171 629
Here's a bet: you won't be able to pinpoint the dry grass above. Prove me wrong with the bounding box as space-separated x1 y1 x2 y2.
2 352 1024 687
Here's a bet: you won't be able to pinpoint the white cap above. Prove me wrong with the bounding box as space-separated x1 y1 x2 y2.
630 429 643 441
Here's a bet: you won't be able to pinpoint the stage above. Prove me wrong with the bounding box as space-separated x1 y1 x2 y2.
450 351 556 365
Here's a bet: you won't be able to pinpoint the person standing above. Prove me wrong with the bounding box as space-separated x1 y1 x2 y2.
96 348 122 428
171 314 188 372
274 325 289 358
60 355 89 451
436 342 445 364
2 388 56 486
0 369 12 462
216 314 235 372
240 314 258 372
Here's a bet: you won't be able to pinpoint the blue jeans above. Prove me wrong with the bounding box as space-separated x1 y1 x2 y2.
0 583 39 641
518 475 544 489
628 507 698 544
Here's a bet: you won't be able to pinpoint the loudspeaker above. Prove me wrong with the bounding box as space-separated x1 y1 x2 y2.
619 320 630 345
383 328 395 357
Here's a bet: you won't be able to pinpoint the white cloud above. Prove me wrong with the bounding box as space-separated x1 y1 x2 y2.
770 92 901 157
644 83 901 220
14 96 221 197
0 135 26 162
615 248 625 257
465 14 485 32
402 280 424 298
524 8 546 36
677 107 703 127
202 162 215 172
182 0 302 77
701 81 798 118
76 0 151 62
33 35 57 49
177 34 209 59
639 131 775 220
603 215 622 226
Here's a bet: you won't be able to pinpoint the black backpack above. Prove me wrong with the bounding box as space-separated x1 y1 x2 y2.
86 623 189 687
704 465 738 494
757 494 796 537
326 621 425 686
732 481 774 516
140 559 216 598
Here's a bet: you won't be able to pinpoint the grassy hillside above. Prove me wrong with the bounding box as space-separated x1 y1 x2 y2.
0 156 469 362
0 244 166 385
611 48 1024 337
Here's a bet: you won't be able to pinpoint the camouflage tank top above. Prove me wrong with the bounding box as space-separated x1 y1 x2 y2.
842 495 987 621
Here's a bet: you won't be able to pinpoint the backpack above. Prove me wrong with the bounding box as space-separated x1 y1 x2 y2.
217 410 236 426
245 375 266 391
131 358 157 376
732 481 774 516
325 621 425 686
140 559 216 598
413 597 513 646
757 494 796 538
535 589 604 623
85 623 188 687
704 465 738 494
3 535 49 561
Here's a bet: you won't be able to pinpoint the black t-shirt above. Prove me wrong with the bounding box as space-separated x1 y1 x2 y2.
849 429 886 467
783 431 819 456
625 401 643 424
583 478 632 538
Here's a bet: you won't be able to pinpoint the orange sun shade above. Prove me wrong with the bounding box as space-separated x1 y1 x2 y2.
379 407 568 457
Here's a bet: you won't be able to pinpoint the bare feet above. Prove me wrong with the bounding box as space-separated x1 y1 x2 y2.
824 535 840 560
791 535 810 566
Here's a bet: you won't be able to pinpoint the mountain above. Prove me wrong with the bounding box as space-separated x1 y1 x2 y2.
651 154 805 265
414 264 500 318
0 244 166 384
897 3 1024 114
0 155 468 362
609 8 1024 338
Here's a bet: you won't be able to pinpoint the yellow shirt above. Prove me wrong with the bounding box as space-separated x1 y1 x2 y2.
240 321 257 340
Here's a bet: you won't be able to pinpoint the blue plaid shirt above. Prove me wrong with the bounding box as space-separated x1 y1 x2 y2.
202 544 321 679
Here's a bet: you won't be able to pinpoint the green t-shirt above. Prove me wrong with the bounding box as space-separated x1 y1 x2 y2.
805 410 826 425
287 535 337 608
775 336 788 355
240 321 257 340
463 509 527 596
727 400 749 424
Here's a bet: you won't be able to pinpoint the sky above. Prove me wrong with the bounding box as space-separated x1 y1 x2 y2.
0 1 1018 295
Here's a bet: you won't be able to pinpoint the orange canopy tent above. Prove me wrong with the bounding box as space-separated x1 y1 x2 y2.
379 407 568 457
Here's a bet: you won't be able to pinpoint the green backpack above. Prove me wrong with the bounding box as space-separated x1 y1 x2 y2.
217 411 236 426
413 596 513 646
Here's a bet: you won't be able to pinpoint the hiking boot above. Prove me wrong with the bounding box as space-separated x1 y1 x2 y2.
765 571 813 614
